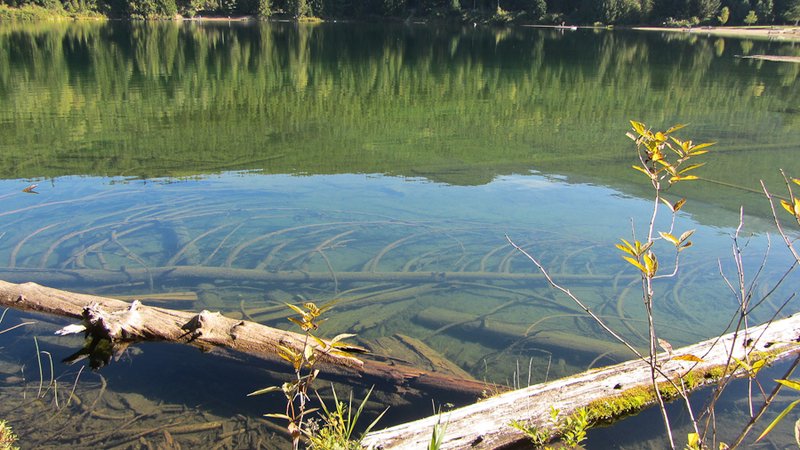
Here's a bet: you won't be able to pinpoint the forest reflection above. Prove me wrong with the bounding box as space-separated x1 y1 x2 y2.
0 22 797 190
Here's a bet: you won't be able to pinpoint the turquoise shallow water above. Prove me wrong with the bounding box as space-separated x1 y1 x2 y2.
0 20 799 448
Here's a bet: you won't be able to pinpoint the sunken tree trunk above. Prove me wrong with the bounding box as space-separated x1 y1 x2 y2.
0 280 493 401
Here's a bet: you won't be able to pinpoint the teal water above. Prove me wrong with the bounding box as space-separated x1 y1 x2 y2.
0 21 799 448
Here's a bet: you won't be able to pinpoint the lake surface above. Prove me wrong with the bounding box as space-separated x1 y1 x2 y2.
0 20 799 448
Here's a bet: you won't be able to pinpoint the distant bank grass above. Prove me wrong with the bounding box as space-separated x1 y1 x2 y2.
0 4 104 21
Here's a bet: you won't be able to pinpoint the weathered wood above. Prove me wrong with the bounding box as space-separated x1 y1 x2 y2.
361 314 800 449
0 280 494 401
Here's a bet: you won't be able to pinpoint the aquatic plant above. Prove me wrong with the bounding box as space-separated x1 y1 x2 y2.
248 301 367 450
305 385 386 450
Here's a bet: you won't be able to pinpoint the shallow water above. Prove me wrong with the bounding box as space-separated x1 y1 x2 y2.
0 21 799 448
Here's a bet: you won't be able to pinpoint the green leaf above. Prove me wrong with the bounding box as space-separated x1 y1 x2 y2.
247 386 281 396
679 229 695 243
630 120 646 136
632 165 654 178
672 354 704 362
264 413 292 420
687 431 700 447
277 344 298 361
688 142 715 154
623 256 647 274
285 302 306 316
287 317 305 329
669 175 699 183
643 251 658 276
311 334 328 349
618 239 637 255
679 163 706 174
757 398 800 442
616 243 636 257
665 123 687 134
776 379 800 392
659 232 679 246
330 333 357 344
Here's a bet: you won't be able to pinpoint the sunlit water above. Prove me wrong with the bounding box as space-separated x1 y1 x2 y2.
0 21 799 448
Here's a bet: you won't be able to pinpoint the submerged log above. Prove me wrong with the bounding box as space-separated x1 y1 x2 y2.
0 266 632 288
0 280 494 401
415 306 635 361
362 313 800 449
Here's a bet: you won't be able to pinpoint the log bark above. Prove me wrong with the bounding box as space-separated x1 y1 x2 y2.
0 280 493 401
361 313 800 449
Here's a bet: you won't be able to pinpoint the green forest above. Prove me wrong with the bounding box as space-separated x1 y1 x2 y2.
1 0 800 25
1 21 798 198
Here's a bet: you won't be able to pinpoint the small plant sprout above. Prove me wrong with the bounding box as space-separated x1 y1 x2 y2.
428 403 449 450
305 385 387 450
509 406 590 449
248 301 367 450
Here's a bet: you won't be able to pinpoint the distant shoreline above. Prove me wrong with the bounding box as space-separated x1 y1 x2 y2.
631 25 800 42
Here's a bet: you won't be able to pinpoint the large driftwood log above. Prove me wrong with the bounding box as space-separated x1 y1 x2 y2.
361 313 800 449
0 280 492 401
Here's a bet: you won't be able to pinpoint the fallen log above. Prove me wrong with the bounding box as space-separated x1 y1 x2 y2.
361 313 800 449
0 280 494 402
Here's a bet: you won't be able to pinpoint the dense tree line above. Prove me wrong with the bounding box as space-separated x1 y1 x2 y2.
2 0 800 24
1 21 797 186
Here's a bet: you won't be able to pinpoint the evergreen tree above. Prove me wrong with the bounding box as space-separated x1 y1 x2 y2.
755 0 773 20
783 0 800 22
717 4 729 22
653 0 685 18
727 0 752 22
528 0 546 19
689 0 720 19
257 0 269 16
